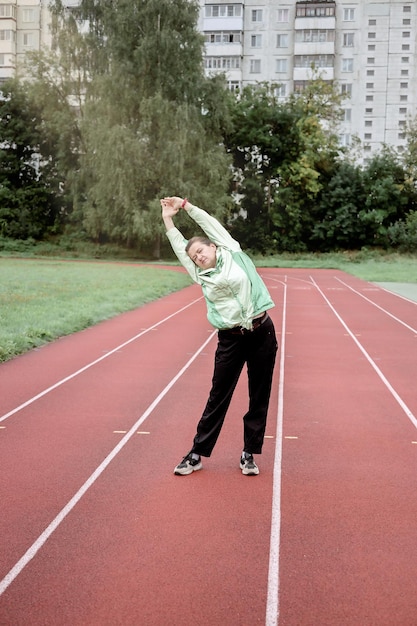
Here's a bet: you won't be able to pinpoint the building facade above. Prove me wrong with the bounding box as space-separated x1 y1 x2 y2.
0 0 52 82
198 0 417 159
1 1 416 160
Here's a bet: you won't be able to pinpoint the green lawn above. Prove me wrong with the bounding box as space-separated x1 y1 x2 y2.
0 259 191 363
0 252 415 363
256 250 417 283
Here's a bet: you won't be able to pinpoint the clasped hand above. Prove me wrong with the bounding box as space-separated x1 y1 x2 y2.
160 196 183 217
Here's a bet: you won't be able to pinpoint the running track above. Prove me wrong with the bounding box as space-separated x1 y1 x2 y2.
1 268 416 626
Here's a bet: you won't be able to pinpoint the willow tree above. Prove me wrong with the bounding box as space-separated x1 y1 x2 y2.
67 0 231 253
26 0 231 253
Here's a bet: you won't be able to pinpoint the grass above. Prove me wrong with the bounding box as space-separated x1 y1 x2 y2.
0 251 416 363
0 258 191 363
255 250 417 283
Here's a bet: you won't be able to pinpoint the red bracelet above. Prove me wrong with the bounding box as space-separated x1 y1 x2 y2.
181 198 188 208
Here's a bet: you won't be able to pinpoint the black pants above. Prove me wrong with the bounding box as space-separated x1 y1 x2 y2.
191 314 278 457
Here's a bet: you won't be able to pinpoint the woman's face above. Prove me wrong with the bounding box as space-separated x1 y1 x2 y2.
187 241 217 269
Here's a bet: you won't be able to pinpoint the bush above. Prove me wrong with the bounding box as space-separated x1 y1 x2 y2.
388 211 417 252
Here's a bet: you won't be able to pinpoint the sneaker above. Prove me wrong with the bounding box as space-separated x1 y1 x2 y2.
240 454 259 476
174 452 202 476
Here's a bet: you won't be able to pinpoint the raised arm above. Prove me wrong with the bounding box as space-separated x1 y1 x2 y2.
165 196 240 251
160 197 199 280
160 197 180 231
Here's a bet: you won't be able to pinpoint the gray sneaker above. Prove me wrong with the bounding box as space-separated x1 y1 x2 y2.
240 454 259 476
174 452 203 476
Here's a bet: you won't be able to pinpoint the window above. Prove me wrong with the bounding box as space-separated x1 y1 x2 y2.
250 59 261 73
205 5 242 17
365 108 373 114
365 120 372 127
369 19 376 26
401 69 409 76
368 45 376 51
274 84 287 97
343 109 351 122
276 59 288 73
366 95 374 101
252 9 262 22
339 134 351 147
367 70 374 76
402 45 410 51
401 57 409 63
341 83 352 96
400 82 408 89
276 34 288 48
296 4 335 18
366 83 374 89
205 32 241 44
277 9 289 23
343 8 355 21
251 34 262 48
399 120 406 127
227 80 240 92
22 8 35 22
294 54 334 68
0 53 4 65
342 58 353 72
403 19 411 25
364 133 372 140
402 31 410 38
0 4 16 18
343 33 354 47
400 95 408 101
295 30 335 43
204 56 241 70
368 32 376 39
367 58 375 64
23 33 35 47
403 5 411 12
0 30 15 41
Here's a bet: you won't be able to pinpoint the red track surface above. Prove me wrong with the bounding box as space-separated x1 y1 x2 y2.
1 268 416 625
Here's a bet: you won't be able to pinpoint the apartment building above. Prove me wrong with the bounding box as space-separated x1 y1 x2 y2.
1 1 415 159
0 0 52 81
198 0 417 158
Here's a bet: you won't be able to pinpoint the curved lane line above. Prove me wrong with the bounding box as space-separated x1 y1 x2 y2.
0 297 203 424
0 329 217 597
266 276 288 626
311 276 417 430
335 277 417 334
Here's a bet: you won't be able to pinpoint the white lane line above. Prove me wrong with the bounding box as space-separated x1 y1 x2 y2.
335 277 417 334
0 297 203 424
0 330 217 597
266 278 288 626
311 276 417 430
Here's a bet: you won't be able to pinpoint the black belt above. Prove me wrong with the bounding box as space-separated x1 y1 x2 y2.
224 312 268 335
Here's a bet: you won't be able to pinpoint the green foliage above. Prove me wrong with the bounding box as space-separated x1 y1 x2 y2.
0 258 191 362
35 0 231 255
0 79 65 238
387 211 417 252
226 76 343 252
4 4 417 255
310 161 365 250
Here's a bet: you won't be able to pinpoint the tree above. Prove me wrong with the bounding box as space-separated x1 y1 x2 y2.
310 161 365 251
0 80 64 238
360 147 414 247
38 0 232 254
226 74 343 252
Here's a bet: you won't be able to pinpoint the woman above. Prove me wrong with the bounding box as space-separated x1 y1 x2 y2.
161 196 278 476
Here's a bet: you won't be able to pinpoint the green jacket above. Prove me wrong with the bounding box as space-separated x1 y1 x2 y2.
166 204 275 330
